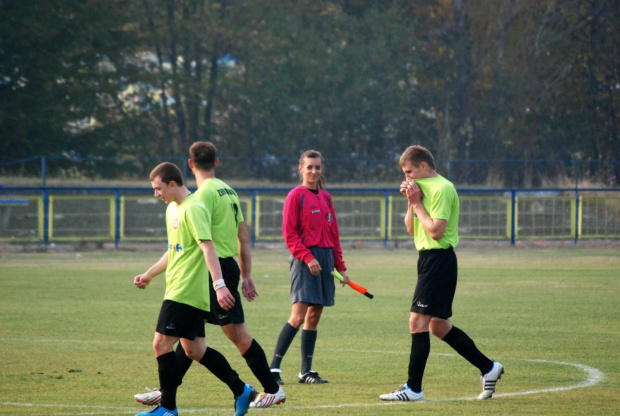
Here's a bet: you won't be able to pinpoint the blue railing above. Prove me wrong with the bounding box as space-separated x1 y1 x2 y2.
1 186 619 247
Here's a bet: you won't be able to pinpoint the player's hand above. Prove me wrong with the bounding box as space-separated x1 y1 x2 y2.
400 179 411 196
134 273 152 289
307 259 322 276
241 277 258 302
338 270 350 286
216 286 236 310
402 179 422 204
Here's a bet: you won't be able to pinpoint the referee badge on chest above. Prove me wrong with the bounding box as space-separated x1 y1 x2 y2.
173 217 179 229
326 212 332 223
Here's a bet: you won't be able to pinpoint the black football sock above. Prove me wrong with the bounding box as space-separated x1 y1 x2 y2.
174 342 194 387
300 329 317 375
441 326 493 374
242 338 279 394
199 347 245 397
270 322 299 370
156 351 178 410
406 332 430 393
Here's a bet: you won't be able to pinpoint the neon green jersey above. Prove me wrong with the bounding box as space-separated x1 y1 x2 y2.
164 194 212 311
195 178 244 258
412 175 459 251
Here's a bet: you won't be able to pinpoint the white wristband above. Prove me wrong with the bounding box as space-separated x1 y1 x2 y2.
213 279 227 291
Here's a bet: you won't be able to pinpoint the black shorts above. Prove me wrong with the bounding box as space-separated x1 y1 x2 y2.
411 247 457 319
156 300 206 340
204 257 245 326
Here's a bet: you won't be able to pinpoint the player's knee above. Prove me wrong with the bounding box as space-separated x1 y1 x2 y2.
224 325 252 351
289 315 305 328
409 314 430 333
429 326 443 338
152 339 170 356
234 337 253 354
182 345 202 361
304 308 322 326
429 318 452 339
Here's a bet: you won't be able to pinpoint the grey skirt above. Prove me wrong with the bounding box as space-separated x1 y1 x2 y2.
289 246 336 306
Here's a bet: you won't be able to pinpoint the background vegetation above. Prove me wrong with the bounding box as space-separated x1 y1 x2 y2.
1 0 619 186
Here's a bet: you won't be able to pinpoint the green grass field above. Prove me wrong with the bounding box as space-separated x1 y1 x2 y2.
0 246 619 415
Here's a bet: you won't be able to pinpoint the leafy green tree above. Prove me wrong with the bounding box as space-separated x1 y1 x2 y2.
2 0 617 185
0 0 154 179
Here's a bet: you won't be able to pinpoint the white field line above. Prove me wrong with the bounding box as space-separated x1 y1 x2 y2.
0 345 605 414
493 358 604 398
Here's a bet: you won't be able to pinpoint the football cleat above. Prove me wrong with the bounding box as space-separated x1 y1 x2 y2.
249 386 286 408
298 370 329 384
234 383 258 416
135 405 178 416
379 383 424 401
478 361 504 399
134 387 162 406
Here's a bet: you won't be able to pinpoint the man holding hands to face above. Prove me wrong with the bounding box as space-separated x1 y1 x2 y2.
380 145 503 403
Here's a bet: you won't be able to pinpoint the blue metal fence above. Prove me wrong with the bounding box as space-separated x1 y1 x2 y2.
1 186 619 247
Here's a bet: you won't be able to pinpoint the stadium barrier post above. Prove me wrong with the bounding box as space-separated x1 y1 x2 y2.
510 190 516 246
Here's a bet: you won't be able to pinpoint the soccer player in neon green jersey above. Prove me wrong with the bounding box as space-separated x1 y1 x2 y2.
134 145 285 410
190 141 285 409
380 145 504 403
133 162 256 416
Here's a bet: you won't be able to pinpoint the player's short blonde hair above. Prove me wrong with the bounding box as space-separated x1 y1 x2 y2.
149 162 184 185
399 145 436 170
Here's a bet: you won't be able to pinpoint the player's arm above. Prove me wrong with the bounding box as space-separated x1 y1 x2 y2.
404 203 415 235
325 198 348 284
283 191 317 272
401 180 415 235
199 239 236 310
237 221 258 301
404 180 447 240
327 194 347 276
134 251 168 289
411 202 447 240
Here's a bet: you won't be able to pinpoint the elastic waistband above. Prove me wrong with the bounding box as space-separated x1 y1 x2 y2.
418 246 454 256
218 256 235 262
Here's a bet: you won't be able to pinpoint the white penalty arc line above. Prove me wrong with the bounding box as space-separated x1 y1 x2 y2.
493 358 604 399
0 356 604 414
281 357 605 410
